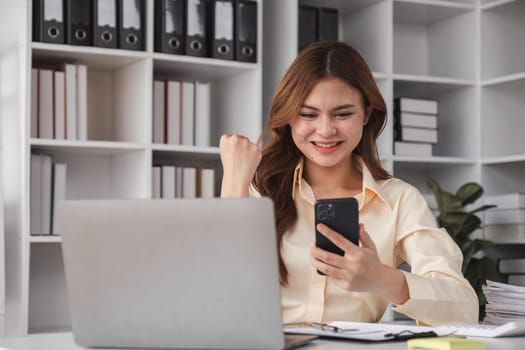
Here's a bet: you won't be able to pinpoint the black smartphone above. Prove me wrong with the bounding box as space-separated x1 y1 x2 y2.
315 197 359 258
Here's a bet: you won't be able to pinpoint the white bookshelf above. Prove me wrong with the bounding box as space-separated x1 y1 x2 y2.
0 0 262 335
264 0 525 196
0 61 6 336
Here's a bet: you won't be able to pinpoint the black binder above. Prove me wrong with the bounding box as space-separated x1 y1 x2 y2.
318 7 338 42
155 0 185 54
66 0 92 46
186 0 209 57
118 0 145 50
298 5 318 52
93 0 118 48
33 0 65 44
235 0 257 62
210 0 235 60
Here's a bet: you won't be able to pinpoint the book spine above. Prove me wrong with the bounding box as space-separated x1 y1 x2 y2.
498 258 525 274
395 97 438 115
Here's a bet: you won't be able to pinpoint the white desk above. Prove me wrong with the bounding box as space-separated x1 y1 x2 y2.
1 332 525 350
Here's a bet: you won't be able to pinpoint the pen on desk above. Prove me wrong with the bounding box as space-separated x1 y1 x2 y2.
311 322 358 333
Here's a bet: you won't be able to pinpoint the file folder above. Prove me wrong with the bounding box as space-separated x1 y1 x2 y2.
118 0 145 51
66 0 92 46
318 7 338 42
155 0 185 54
298 5 318 52
33 0 65 44
211 0 235 60
186 0 209 57
235 0 257 62
93 0 118 48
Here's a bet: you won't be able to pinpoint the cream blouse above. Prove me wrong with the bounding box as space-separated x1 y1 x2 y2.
251 157 478 326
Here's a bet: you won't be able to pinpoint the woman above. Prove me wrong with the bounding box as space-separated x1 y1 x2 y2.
219 42 478 326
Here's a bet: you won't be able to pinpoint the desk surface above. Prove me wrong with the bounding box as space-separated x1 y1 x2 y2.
1 332 525 350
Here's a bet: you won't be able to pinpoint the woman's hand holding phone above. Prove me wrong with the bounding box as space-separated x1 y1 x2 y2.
311 223 410 305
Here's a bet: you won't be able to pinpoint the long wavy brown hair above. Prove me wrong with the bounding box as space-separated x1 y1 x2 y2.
254 42 390 286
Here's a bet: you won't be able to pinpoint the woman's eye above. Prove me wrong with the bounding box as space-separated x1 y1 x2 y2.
335 112 353 119
299 113 317 119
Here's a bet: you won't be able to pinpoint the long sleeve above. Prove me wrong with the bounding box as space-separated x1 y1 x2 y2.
391 185 479 325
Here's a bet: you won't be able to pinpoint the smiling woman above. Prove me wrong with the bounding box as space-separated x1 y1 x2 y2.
290 77 368 171
219 42 478 327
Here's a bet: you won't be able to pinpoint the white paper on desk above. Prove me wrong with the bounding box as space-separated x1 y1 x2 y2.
284 321 453 342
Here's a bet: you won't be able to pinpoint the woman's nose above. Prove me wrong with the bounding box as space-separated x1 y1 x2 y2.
316 115 336 136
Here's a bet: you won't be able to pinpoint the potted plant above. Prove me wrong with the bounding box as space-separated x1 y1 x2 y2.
426 178 502 320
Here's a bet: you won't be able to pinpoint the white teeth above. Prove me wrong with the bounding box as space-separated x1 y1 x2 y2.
314 142 338 148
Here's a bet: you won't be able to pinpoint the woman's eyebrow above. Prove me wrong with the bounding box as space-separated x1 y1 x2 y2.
332 104 355 111
301 103 356 111
301 104 320 111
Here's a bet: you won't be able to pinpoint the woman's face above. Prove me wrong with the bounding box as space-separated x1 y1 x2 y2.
289 76 370 169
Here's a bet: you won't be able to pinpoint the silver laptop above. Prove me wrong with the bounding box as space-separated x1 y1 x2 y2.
58 198 316 349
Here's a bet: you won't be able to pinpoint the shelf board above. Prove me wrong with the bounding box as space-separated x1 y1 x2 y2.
31 139 146 155
152 144 220 165
153 53 258 81
393 155 476 165
482 154 525 165
32 42 148 71
299 0 383 15
394 0 474 25
481 0 521 11
482 72 525 87
394 74 474 97
394 74 474 85
152 144 219 154
373 72 389 80
30 236 61 243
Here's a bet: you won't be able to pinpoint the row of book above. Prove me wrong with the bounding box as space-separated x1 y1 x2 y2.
483 193 525 245
31 65 88 141
152 165 216 198
155 0 257 62
298 5 338 52
33 0 146 50
33 0 257 63
153 80 211 146
393 97 439 157
483 193 525 287
30 153 67 235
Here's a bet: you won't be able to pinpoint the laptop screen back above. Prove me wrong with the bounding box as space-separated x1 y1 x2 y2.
59 198 285 349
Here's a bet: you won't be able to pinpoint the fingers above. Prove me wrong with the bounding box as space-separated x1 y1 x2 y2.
316 223 359 253
310 242 345 278
220 133 250 144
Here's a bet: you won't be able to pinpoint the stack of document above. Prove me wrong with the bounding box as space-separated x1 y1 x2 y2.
483 280 525 325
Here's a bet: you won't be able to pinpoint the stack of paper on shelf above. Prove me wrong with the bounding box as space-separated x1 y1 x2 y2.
483 280 525 325
483 193 525 244
393 97 438 156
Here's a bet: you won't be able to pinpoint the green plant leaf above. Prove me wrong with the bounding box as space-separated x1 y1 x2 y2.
427 178 444 211
455 215 482 242
469 205 497 215
462 239 494 270
439 211 470 238
425 177 500 321
456 182 483 206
